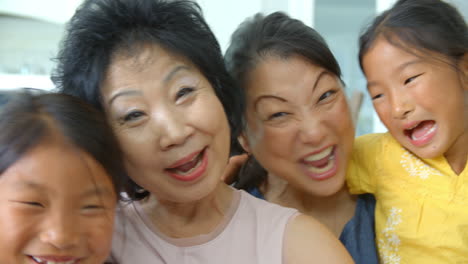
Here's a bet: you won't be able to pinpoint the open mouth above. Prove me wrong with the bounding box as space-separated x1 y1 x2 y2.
165 148 207 182
302 146 337 180
403 120 436 146
29 255 80 264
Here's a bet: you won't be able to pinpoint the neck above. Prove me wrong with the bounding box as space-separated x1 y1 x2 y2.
444 107 468 174
262 174 357 237
141 183 234 238
445 143 467 175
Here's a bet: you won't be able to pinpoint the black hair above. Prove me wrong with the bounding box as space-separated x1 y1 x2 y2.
359 0 468 72
224 12 343 191
52 0 244 199
0 89 126 198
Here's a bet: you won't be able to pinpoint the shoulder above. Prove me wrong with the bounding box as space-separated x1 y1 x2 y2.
354 132 386 150
284 214 354 263
237 189 297 221
351 132 396 172
355 132 400 151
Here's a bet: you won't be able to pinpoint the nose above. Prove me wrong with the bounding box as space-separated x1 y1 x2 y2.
390 88 414 119
153 108 194 150
297 113 327 145
39 211 80 250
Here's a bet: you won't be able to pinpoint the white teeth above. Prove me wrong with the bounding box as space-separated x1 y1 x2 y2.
32 257 45 263
411 125 436 140
306 157 335 174
304 146 333 162
31 257 77 264
173 155 202 175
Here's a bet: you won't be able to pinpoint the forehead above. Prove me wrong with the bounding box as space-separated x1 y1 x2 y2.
364 36 431 65
246 55 336 95
109 44 197 78
0 139 113 194
101 44 204 95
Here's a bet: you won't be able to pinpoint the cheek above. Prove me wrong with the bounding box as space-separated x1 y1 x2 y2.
117 129 157 170
0 207 35 257
247 124 296 159
331 99 354 136
336 100 354 130
195 98 229 134
85 215 115 257
373 100 393 126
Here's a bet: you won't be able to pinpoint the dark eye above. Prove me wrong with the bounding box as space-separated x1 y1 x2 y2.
123 111 144 122
318 90 337 102
372 94 383 100
268 112 288 120
21 201 44 207
81 204 107 216
176 87 195 100
404 74 423 85
83 204 104 210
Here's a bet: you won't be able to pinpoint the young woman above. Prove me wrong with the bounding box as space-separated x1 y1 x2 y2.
224 12 378 263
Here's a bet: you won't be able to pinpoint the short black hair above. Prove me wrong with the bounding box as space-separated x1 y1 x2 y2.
224 12 343 191
52 0 244 199
0 89 126 197
359 0 467 71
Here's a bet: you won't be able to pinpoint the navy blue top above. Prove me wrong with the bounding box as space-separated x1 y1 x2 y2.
248 189 378 264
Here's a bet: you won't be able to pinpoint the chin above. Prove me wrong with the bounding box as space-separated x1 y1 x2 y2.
309 178 346 197
405 142 445 160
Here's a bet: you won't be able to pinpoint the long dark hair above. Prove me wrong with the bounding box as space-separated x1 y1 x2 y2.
0 89 126 197
224 12 343 191
359 0 467 72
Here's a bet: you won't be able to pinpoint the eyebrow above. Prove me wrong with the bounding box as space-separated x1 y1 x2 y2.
12 181 46 191
12 180 113 195
253 70 327 110
163 65 191 83
367 59 423 90
80 186 115 199
108 90 141 106
107 65 192 106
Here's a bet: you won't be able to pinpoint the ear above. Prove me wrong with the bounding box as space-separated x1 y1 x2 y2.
237 133 251 153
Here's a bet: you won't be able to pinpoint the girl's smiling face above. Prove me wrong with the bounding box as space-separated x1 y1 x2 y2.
0 138 117 264
241 55 354 197
362 37 468 163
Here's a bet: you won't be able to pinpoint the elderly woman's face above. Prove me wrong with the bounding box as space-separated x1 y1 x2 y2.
241 55 354 197
101 45 230 203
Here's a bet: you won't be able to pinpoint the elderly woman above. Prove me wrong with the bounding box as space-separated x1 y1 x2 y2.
52 0 353 263
224 12 378 263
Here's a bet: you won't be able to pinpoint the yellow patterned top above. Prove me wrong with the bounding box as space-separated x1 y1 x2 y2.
347 133 468 264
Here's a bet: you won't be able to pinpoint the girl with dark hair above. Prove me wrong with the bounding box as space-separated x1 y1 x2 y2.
224 12 378 264
53 0 353 263
348 0 468 262
0 89 126 264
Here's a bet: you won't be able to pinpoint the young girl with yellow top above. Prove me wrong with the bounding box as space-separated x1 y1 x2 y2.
347 0 468 263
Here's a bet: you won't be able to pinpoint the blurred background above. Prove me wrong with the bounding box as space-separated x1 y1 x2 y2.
0 0 466 135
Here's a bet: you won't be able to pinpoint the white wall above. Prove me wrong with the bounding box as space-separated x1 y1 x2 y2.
197 0 314 52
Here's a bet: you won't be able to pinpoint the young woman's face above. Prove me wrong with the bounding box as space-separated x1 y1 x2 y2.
241 55 354 197
102 45 230 203
0 139 117 264
362 37 468 160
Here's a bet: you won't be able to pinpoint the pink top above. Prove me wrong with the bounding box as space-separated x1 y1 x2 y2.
109 189 298 264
